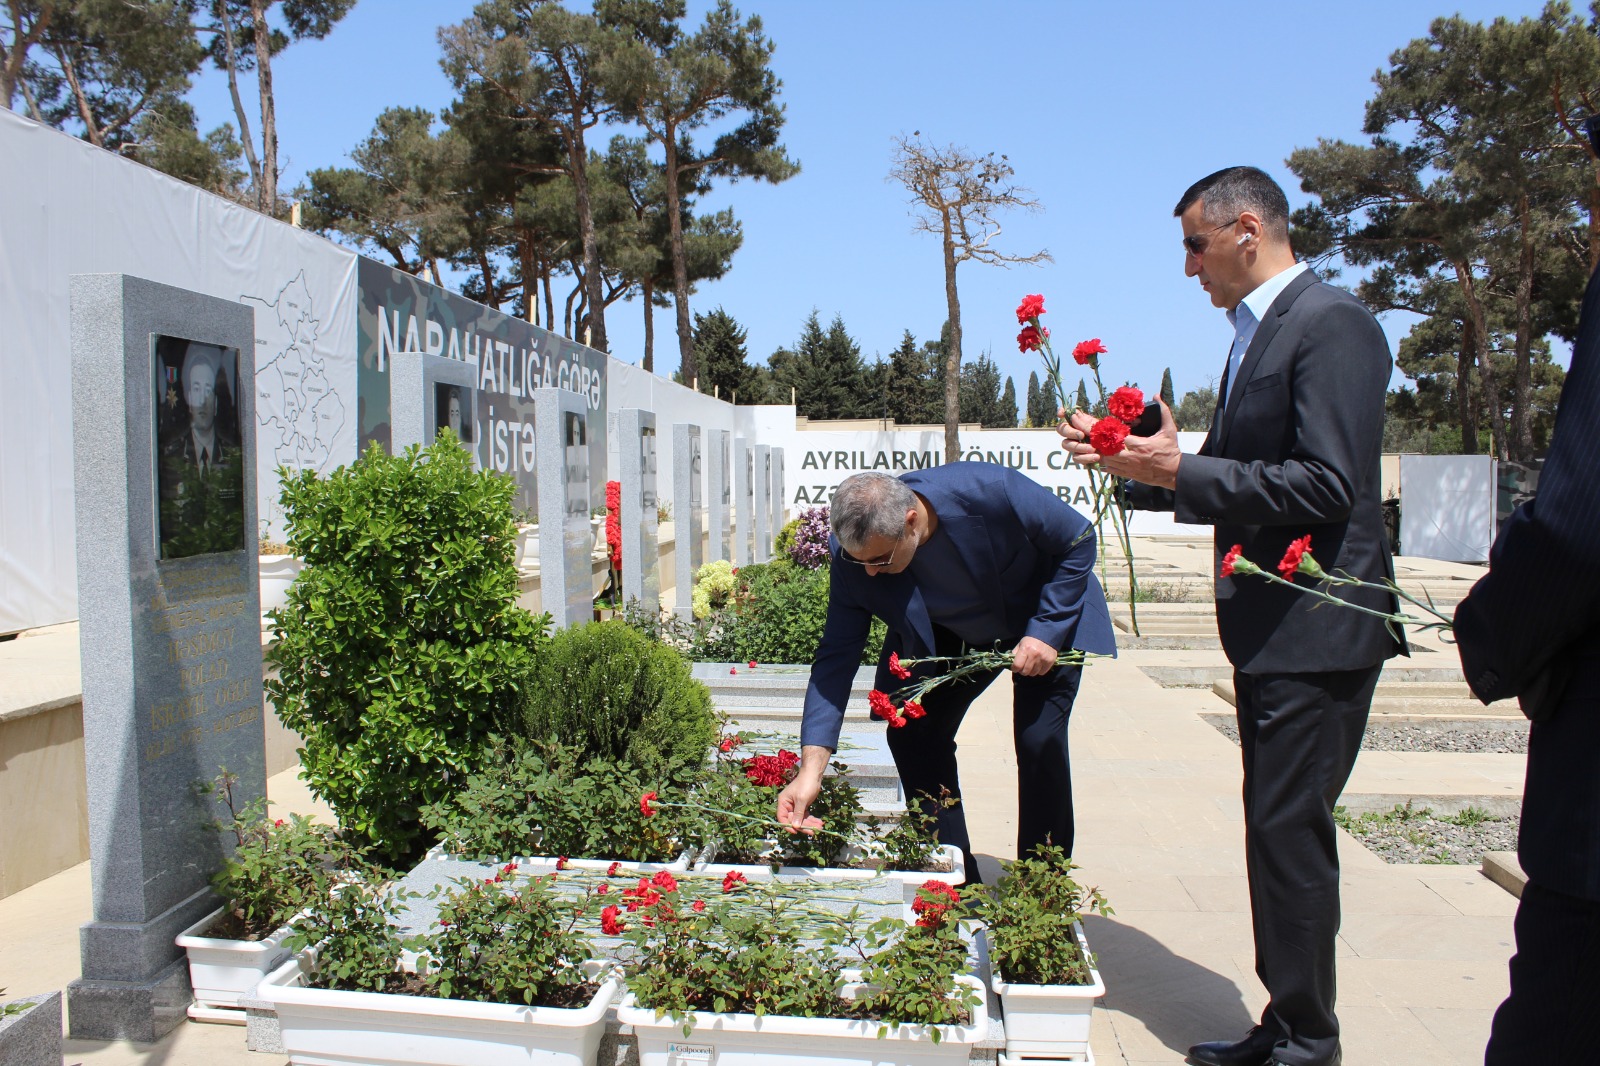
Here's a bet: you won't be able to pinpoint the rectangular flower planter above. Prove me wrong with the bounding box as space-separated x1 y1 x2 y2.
693 844 965 909
617 974 987 1066
421 842 692 873
176 906 299 1009
989 922 1104 1058
257 954 620 1066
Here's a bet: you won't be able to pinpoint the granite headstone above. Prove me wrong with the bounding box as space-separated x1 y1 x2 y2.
733 437 754 567
753 444 772 563
533 387 594 627
707 429 731 564
389 351 477 456
672 423 705 619
68 274 265 1041
617 408 660 613
770 446 787 537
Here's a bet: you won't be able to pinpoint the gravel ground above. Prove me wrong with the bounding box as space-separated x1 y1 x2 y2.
1334 806 1521 865
1203 715 1528 753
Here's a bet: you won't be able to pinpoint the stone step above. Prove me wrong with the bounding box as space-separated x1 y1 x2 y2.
1116 634 1224 651
1210 679 1516 715
1141 660 1470 689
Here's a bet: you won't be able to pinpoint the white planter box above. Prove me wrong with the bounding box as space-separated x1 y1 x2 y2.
515 525 539 568
421 842 691 873
258 954 620 1066
176 907 298 1009
693 844 965 909
258 554 303 616
618 973 987 1066
989 922 1104 1058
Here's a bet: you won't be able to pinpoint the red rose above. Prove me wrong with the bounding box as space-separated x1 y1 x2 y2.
1016 293 1046 324
607 862 621 877
692 899 706 913
777 749 800 770
1088 416 1131 456
1072 338 1107 366
600 904 625 936
903 700 926 719
1278 535 1313 579
868 689 896 720
1221 544 1244 578
639 791 658 817
651 869 679 892
1017 325 1043 353
1108 386 1145 423
722 870 748 893
888 652 912 680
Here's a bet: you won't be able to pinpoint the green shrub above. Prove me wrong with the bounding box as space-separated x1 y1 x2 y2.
266 439 548 864
724 562 885 666
518 621 717 779
773 515 803 559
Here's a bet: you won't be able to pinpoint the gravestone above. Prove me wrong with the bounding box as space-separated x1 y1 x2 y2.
617 408 659 613
770 446 787 538
533 387 594 628
733 437 754 567
753 444 772 563
67 274 265 1041
673 423 705 619
390 351 477 456
707 429 731 564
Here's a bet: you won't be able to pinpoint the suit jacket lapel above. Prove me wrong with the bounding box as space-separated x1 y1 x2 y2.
1215 269 1319 453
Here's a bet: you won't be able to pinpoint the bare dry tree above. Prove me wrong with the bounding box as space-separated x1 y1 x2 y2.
889 133 1049 462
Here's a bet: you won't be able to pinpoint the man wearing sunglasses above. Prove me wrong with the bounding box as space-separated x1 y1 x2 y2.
1059 166 1404 1066
774 464 1118 880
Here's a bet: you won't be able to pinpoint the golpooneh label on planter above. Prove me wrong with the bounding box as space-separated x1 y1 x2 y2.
667 1041 714 1064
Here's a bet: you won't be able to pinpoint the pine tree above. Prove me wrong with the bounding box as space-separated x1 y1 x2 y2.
1075 380 1091 414
886 330 942 425
999 376 1018 428
692 308 754 399
1026 370 1056 427
959 352 1006 427
772 312 867 419
1160 367 1176 408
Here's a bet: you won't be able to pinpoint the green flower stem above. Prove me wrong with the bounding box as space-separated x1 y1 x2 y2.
648 800 854 844
1250 568 1448 632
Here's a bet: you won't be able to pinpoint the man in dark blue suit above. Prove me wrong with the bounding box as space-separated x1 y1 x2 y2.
1454 208 1600 1063
774 464 1118 871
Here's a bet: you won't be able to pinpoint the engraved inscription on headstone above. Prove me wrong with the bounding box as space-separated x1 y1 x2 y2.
707 429 731 563
534 388 594 627
673 423 705 619
753 444 772 563
733 437 753 567
618 408 659 613
68 275 265 1042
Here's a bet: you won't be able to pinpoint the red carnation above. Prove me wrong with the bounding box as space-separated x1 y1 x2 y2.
777 749 800 770
1088 416 1131 456
1221 544 1244 578
1108 386 1145 423
692 899 706 913
639 791 658 817
1017 325 1044 353
555 856 569 870
1016 293 1046 324
747 660 758 669
597 883 610 895
600 904 625 936
607 862 621 877
729 667 737 674
719 734 742 753
868 689 896 720
1278 535 1313 579
1072 338 1107 366
722 870 748 893
888 652 912 680
903 700 926 720
651 869 679 892
887 712 908 729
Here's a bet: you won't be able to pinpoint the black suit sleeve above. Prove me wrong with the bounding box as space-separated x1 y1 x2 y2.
1173 298 1389 527
1455 271 1600 704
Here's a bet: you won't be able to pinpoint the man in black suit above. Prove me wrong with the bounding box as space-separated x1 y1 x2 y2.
1060 166 1404 1066
1453 198 1600 1061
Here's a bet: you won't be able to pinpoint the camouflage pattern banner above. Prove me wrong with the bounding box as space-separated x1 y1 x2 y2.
356 257 608 518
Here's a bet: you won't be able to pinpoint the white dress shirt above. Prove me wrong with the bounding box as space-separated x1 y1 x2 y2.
1223 261 1308 401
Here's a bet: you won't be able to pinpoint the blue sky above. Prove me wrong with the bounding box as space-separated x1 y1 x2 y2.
188 0 1563 405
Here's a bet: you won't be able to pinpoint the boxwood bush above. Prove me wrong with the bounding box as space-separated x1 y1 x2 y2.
266 439 547 863
517 620 717 779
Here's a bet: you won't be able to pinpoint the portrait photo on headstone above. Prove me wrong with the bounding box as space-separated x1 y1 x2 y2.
153 335 244 560
563 409 588 518
433 382 474 445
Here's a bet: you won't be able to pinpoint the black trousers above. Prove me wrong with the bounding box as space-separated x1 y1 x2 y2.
1484 880 1600 1064
883 626 1084 876
1234 665 1380 1066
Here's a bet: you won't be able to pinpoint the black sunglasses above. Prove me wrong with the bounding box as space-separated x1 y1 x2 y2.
1181 217 1241 257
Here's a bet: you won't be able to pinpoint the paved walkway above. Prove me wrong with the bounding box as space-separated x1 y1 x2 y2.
0 544 1518 1065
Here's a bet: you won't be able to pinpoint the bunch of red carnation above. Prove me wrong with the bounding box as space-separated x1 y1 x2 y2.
868 688 927 729
742 749 800 787
604 481 622 571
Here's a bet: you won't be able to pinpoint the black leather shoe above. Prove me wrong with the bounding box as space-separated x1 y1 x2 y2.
1185 1026 1279 1066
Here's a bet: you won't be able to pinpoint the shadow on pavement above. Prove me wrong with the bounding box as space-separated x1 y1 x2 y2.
1084 914 1256 1057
